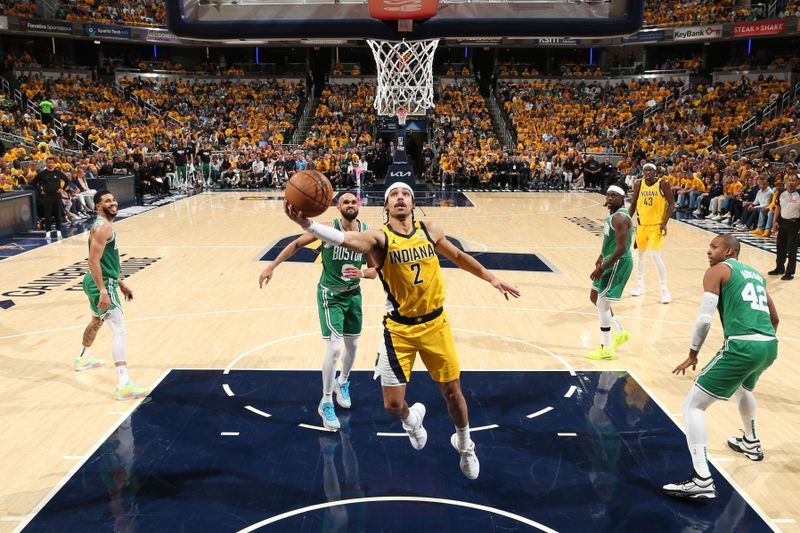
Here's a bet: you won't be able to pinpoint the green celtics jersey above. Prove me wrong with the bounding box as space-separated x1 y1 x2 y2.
601 207 632 260
718 259 775 338
90 217 121 279
319 219 367 291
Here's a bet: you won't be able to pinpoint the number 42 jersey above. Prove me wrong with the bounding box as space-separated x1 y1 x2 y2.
719 259 775 338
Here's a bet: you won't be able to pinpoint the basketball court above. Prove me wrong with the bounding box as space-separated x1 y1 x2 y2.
1 191 798 531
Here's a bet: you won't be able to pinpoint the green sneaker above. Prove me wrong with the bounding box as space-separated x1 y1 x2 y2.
612 330 631 351
73 357 104 371
115 382 149 401
585 347 617 361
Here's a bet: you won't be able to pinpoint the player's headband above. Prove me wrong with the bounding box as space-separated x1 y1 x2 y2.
607 185 626 196
643 163 657 170
384 182 415 201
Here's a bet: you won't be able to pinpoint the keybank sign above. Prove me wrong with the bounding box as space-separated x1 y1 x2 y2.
674 25 723 41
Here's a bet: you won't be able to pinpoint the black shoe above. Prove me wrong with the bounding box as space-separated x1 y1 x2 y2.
781 274 794 280
662 470 717 499
768 269 785 276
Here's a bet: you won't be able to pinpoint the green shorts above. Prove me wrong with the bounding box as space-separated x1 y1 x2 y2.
592 255 633 301
83 274 121 320
317 285 362 339
695 336 778 400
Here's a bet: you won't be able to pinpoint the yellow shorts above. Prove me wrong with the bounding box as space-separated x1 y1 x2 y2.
375 310 460 386
635 224 665 251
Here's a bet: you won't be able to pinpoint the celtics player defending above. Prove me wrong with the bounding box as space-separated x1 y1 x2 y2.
285 182 520 480
260 192 376 431
628 162 675 303
587 183 633 361
75 190 148 401
663 235 778 499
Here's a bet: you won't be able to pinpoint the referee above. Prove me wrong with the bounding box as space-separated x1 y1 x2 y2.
769 174 799 280
31 157 68 238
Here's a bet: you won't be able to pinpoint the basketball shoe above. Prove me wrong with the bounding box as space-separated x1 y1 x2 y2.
115 382 149 401
585 347 617 360
334 377 351 409
630 283 645 297
612 330 631 351
450 433 480 480
318 401 341 431
73 357 104 371
727 434 764 461
662 471 717 499
661 288 672 304
402 403 427 450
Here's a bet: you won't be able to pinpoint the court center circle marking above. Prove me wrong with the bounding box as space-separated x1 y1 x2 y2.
237 496 559 533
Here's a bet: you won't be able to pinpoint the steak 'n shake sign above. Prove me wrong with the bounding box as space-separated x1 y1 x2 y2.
732 20 787 37
674 25 722 41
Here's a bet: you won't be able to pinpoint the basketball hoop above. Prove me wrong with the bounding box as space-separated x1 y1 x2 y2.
367 38 440 119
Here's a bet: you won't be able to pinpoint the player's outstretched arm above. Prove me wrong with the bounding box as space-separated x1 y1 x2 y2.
426 221 520 299
259 232 318 288
284 202 384 254
628 179 641 218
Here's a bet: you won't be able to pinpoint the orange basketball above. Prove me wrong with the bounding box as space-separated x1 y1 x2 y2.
285 170 334 218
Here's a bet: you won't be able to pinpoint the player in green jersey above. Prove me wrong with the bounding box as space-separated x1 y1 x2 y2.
259 192 377 430
663 234 779 499
77 190 148 401
587 183 633 361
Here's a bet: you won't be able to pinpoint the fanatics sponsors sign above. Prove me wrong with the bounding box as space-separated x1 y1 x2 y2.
621 29 665 43
673 25 722 41
732 19 787 37
18 19 73 34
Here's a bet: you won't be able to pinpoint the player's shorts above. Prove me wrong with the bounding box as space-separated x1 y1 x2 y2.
317 285 362 339
374 308 459 386
83 274 121 320
695 335 778 400
635 224 665 251
592 255 633 301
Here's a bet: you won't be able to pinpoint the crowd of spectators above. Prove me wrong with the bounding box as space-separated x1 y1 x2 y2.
643 0 752 27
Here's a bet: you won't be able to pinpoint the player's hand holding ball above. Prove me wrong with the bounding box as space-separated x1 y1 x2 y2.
284 170 334 226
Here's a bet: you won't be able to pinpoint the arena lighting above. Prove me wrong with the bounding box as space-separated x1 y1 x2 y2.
256 46 259 64
153 44 158 58
747 38 752 55
589 47 594 64
93 40 100 44
464 47 468 58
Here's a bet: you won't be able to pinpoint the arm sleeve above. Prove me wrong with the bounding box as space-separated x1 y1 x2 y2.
690 291 719 352
307 221 344 247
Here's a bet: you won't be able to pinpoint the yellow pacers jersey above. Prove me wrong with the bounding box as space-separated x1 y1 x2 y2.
636 178 667 225
379 221 444 319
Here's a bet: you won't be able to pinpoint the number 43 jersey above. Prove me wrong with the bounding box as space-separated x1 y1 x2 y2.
719 259 776 338
378 221 445 319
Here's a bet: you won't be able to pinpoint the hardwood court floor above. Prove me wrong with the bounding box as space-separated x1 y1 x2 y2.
0 191 798 531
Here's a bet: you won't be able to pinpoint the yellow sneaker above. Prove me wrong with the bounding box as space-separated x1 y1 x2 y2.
612 330 631 351
115 382 149 401
73 357 104 371
585 347 617 360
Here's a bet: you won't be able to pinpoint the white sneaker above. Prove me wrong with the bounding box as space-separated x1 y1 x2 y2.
402 403 427 450
662 471 717 499
450 433 480 480
631 283 645 297
693 209 702 216
661 289 671 304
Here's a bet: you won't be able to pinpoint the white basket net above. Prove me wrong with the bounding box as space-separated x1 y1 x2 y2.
367 38 440 121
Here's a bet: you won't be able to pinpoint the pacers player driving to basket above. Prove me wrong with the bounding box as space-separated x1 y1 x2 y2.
285 182 520 480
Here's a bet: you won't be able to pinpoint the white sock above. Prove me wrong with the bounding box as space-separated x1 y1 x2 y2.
322 336 343 400
651 250 668 289
637 249 647 285
734 387 758 441
340 336 359 383
402 405 420 429
597 296 613 348
610 313 622 334
456 425 472 449
116 364 130 387
684 386 715 478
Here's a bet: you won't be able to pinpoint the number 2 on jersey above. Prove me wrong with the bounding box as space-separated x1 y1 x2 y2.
741 282 768 313
410 263 424 285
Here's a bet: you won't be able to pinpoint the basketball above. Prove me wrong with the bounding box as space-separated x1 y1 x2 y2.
284 170 334 218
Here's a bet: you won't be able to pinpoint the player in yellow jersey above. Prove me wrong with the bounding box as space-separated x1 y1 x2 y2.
628 162 675 303
285 182 520 480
